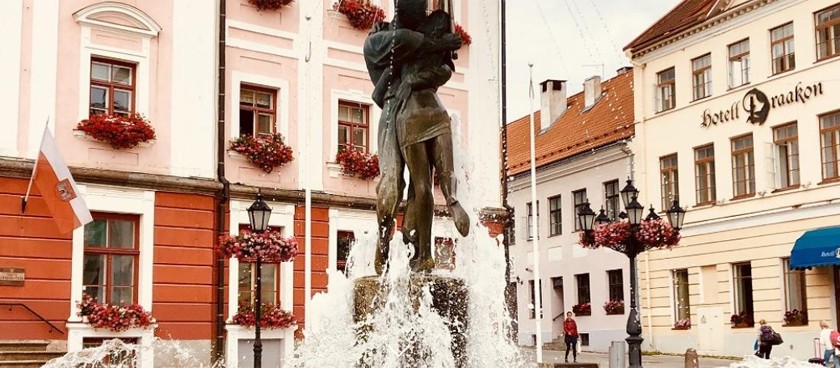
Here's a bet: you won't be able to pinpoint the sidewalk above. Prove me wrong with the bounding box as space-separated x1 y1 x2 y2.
521 348 740 367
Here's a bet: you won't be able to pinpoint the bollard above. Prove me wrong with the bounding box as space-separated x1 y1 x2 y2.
685 348 699 368
609 341 626 368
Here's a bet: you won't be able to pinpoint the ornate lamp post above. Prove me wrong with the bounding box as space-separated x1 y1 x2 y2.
247 192 272 368
577 180 685 368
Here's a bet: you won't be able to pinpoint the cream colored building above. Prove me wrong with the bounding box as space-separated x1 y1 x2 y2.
626 0 840 358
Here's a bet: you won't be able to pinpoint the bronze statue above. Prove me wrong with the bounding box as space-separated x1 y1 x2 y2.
364 0 469 274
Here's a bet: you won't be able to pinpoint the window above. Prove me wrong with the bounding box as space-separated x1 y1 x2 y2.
604 180 620 221
660 154 679 210
728 39 750 88
656 67 676 112
782 258 807 324
526 201 539 240
576 273 591 304
673 269 690 323
337 231 354 274
237 225 283 304
548 195 562 236
694 145 716 205
573 189 587 232
733 262 754 327
816 4 840 60
820 111 840 180
580 333 590 346
507 209 516 245
770 23 795 74
83 215 139 304
338 101 370 152
691 54 712 100
607 269 624 301
731 135 755 197
90 59 135 117
774 123 800 189
528 280 543 319
240 86 276 137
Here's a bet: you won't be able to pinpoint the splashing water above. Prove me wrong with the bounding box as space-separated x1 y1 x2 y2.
43 337 225 367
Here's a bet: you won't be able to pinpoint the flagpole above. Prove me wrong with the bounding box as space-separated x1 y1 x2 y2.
527 63 543 364
21 119 49 213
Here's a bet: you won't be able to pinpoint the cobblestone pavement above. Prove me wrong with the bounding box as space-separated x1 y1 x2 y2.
521 348 741 367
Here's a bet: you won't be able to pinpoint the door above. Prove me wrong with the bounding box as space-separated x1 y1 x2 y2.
697 306 724 354
551 277 564 338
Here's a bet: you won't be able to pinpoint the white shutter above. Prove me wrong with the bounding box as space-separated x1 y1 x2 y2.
764 142 778 192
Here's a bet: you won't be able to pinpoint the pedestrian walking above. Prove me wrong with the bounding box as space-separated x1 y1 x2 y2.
756 319 779 359
563 311 579 363
819 321 839 366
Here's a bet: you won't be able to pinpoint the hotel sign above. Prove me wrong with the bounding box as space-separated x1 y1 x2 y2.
0 267 24 286
701 82 824 127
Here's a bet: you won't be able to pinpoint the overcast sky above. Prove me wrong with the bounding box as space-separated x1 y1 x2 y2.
504 0 682 122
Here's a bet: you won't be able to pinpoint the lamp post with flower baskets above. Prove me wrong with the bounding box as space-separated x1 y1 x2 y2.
247 192 272 368
577 178 686 368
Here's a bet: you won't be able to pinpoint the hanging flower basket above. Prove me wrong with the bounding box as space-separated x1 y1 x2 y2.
76 114 156 149
218 229 299 263
76 293 153 332
229 133 294 174
249 0 294 11
333 0 385 31
335 148 380 180
783 309 807 326
603 300 624 315
232 301 297 329
454 23 472 45
579 219 680 254
673 318 691 330
572 302 591 316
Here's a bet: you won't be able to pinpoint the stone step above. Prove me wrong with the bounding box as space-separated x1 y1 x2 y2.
0 351 66 361
0 360 52 368
0 341 49 352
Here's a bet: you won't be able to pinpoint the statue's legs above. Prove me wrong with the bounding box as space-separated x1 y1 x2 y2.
403 140 435 272
432 133 470 237
375 116 405 275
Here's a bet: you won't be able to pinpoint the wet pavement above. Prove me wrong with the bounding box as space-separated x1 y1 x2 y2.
521 348 741 367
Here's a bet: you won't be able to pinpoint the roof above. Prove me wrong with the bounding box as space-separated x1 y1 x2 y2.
624 0 719 55
505 70 634 177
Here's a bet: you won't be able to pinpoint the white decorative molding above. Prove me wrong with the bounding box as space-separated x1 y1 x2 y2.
230 71 292 139
27 0 59 158
224 325 296 368
226 20 299 60
329 89 380 158
66 323 157 368
328 208 377 276
0 0 22 158
73 2 162 37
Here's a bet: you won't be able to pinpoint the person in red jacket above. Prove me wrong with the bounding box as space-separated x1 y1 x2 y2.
563 311 579 363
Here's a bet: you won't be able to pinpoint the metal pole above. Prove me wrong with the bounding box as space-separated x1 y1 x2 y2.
527 63 543 364
626 249 643 368
254 255 263 368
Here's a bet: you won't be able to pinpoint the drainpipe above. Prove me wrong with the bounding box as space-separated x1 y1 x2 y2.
213 0 230 363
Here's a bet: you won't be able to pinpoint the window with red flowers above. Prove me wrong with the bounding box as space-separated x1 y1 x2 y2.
90 58 136 117
240 85 277 137
237 225 283 305
338 101 370 153
83 214 139 305
337 230 354 275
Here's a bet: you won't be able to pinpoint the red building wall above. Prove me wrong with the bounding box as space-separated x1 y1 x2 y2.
292 205 330 337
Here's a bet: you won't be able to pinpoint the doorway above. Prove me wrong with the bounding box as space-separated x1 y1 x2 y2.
551 277 564 338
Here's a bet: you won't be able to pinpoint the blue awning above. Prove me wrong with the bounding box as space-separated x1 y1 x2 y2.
790 226 840 269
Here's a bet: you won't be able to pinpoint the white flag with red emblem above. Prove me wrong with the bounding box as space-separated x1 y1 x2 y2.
27 126 93 234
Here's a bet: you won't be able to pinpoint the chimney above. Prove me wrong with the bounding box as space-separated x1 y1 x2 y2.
616 66 632 75
584 75 602 110
539 79 567 129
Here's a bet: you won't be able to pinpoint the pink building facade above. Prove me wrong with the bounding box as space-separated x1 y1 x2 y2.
0 0 502 366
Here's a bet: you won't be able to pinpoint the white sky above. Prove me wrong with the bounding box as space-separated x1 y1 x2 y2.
505 0 682 123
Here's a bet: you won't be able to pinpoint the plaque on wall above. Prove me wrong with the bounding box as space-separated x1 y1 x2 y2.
0 268 25 286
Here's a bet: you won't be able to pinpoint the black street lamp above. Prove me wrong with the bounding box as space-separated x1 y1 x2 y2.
247 192 272 368
577 180 686 368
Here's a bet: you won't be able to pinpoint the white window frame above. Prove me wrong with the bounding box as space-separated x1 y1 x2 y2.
327 90 380 177
231 71 290 139
328 208 377 277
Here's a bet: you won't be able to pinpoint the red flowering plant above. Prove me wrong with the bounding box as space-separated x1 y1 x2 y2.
249 0 293 11
229 133 294 174
674 318 691 330
335 147 380 180
232 301 296 329
579 219 680 254
572 302 591 316
783 309 807 326
603 300 625 315
454 23 472 45
730 310 754 327
76 293 153 332
218 229 299 263
76 114 156 149
333 0 385 31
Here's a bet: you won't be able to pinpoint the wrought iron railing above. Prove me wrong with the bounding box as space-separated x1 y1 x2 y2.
0 302 65 334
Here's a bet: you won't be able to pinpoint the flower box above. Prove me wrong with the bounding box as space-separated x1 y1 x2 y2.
335 148 379 180
579 219 680 254
229 133 294 174
218 229 299 263
673 318 691 330
249 0 293 11
730 311 753 328
232 301 296 329
603 300 624 315
76 293 153 332
454 23 471 46
332 0 385 30
572 302 591 316
76 114 156 149
783 309 807 326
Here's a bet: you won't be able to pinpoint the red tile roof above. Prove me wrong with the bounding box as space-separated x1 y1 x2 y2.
505 71 634 176
624 0 719 55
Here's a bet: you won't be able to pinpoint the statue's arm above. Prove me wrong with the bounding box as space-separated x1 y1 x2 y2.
405 64 452 90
